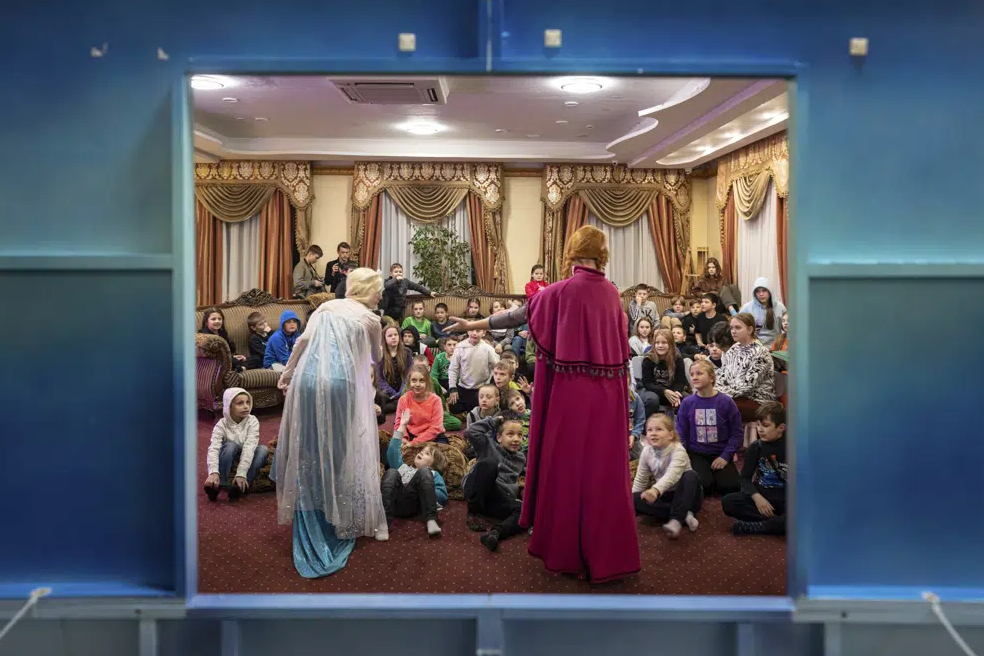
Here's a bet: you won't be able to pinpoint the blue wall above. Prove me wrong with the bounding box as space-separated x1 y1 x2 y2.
2 0 984 652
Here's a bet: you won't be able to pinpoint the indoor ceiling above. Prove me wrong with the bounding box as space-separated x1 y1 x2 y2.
192 75 787 169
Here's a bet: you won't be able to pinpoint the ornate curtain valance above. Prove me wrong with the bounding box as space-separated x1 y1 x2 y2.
351 162 508 293
194 161 314 251
540 164 692 281
715 132 789 212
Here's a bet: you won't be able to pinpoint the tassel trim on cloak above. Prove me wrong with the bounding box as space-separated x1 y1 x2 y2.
531 338 629 379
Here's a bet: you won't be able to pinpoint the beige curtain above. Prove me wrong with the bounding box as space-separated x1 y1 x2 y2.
578 188 658 227
195 184 277 223
361 194 383 270
258 190 293 299
648 195 686 294
721 191 738 284
385 185 470 223
195 200 224 307
777 196 788 301
732 170 773 219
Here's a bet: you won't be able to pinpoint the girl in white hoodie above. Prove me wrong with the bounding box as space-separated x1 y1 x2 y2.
739 277 787 348
631 414 703 539
204 387 270 502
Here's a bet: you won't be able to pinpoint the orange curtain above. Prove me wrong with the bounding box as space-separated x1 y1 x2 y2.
195 200 223 307
466 192 494 291
258 189 293 298
648 195 685 294
720 191 738 284
563 194 589 247
777 196 788 301
361 194 383 269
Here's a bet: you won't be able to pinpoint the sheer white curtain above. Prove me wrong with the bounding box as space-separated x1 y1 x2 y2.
378 190 470 279
587 212 664 292
736 180 783 305
222 214 261 302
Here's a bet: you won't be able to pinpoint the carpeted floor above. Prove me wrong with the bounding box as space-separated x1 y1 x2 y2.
198 409 786 595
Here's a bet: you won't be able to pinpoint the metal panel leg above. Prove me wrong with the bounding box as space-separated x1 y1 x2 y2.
476 610 504 656
221 620 241 656
736 622 757 656
824 622 843 656
138 619 158 656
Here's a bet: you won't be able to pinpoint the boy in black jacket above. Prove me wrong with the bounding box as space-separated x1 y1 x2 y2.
381 263 436 322
245 312 272 370
721 401 787 535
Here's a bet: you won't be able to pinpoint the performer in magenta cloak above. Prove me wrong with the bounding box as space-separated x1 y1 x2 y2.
448 226 640 583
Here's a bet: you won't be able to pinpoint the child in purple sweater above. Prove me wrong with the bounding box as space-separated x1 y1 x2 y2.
675 359 743 495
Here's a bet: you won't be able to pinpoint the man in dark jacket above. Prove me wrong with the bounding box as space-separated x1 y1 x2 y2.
323 242 356 294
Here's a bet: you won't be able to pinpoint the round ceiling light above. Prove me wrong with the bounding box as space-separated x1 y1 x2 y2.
564 101 579 107
559 78 604 94
190 75 228 91
403 122 442 135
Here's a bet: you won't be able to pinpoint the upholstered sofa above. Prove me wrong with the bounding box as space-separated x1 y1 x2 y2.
195 290 311 415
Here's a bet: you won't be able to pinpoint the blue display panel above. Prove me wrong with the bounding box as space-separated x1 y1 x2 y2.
0 0 982 609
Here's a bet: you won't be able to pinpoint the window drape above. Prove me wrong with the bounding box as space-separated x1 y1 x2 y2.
258 189 294 299
587 212 664 292
736 180 783 306
222 214 261 303
378 190 471 281
195 200 224 307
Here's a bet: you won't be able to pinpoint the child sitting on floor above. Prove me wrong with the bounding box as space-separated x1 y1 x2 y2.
430 336 456 393
448 327 499 414
501 388 530 453
627 285 659 336
376 323 413 413
245 311 272 370
412 354 462 432
672 324 700 360
662 296 688 321
204 388 270 502
632 414 702 539
629 317 655 357
263 310 301 372
676 359 743 496
492 359 521 397
401 325 434 365
381 408 449 538
402 299 435 347
466 384 500 427
463 412 527 552
393 364 448 444
722 401 787 536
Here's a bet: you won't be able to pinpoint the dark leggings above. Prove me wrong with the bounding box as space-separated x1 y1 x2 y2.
721 487 786 535
463 458 523 540
380 467 439 523
687 450 741 496
633 470 704 523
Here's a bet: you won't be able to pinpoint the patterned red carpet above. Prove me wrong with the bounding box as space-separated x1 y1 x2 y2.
197 410 786 595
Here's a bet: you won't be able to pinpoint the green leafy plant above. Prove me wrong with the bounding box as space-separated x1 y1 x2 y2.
408 223 472 292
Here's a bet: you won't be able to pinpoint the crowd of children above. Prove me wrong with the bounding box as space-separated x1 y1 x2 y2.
203 251 790 563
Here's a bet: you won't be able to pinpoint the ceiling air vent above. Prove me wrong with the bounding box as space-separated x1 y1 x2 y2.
330 78 449 105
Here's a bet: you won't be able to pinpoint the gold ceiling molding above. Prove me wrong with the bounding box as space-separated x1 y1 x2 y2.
504 168 543 178
194 161 314 252
714 132 789 211
313 166 354 176
540 164 692 283
352 162 503 212
194 161 313 210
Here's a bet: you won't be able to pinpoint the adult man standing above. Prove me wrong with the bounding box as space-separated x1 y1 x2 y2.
324 242 356 294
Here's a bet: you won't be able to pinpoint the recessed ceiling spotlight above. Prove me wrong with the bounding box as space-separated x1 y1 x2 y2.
586 125 594 130
558 77 604 94
555 120 568 125
222 97 238 103
190 75 231 91
254 117 269 122
564 101 579 107
576 134 589 138
402 122 442 135
235 117 246 120
526 134 541 138
494 128 507 133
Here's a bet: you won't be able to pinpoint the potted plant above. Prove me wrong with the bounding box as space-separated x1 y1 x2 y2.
408 224 473 292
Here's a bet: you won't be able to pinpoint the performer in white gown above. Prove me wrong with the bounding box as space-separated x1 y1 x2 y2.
275 267 389 579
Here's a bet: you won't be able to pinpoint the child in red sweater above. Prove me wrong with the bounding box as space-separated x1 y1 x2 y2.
525 264 548 301
394 364 448 444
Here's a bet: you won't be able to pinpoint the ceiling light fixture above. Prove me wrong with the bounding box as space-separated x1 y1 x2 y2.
555 120 568 125
526 134 541 138
564 101 579 107
402 122 442 135
254 117 269 122
558 77 604 94
190 75 229 91
222 97 238 103
495 128 507 133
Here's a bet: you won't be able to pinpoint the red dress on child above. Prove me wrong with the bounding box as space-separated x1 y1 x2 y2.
521 266 640 583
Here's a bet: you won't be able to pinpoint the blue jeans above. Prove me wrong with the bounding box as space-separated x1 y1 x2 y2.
218 441 270 486
511 335 527 356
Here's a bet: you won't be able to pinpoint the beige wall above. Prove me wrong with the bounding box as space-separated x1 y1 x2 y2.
309 174 353 276
307 171 717 290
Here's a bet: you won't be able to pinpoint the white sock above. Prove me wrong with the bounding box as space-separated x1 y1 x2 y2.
685 512 699 532
426 519 442 536
662 519 682 539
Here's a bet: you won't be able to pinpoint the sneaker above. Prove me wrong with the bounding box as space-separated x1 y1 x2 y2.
467 514 488 532
203 484 219 502
480 527 501 552
227 485 241 502
731 520 767 536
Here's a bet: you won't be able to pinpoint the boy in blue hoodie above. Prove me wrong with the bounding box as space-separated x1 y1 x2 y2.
263 310 301 371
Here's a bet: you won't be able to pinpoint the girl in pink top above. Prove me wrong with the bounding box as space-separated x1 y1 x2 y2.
393 365 447 444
